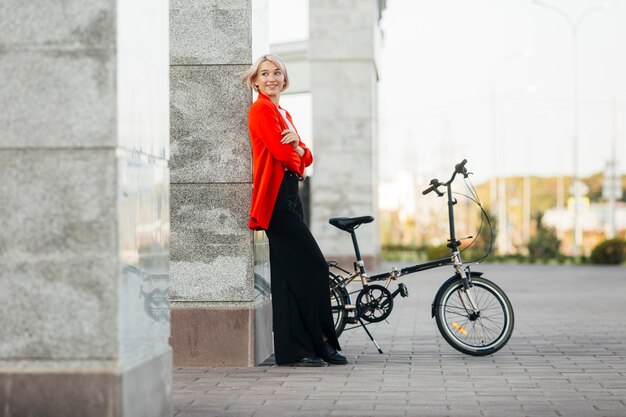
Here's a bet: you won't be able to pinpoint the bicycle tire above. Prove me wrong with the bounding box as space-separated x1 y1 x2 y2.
329 273 351 338
433 274 514 356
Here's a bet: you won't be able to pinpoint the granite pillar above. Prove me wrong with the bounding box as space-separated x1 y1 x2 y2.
169 0 272 367
0 0 172 416
309 0 383 267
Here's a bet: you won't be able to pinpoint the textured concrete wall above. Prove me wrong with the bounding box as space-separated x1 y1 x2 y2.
169 0 272 366
0 0 171 415
309 0 382 265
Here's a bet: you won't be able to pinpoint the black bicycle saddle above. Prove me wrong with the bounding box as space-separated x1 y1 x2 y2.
328 216 374 232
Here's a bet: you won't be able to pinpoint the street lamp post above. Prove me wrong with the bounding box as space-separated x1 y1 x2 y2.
532 0 611 257
490 51 533 254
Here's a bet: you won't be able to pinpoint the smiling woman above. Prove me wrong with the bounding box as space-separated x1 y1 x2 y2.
241 54 290 100
238 55 348 367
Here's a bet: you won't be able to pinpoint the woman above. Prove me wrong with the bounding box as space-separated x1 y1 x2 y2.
240 55 347 367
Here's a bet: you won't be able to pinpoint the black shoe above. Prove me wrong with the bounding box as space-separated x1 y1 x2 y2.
320 342 349 365
281 356 327 367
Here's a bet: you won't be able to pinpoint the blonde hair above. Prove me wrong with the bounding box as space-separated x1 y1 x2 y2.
239 54 289 92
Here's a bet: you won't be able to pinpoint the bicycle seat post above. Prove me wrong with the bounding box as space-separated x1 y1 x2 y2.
350 230 369 283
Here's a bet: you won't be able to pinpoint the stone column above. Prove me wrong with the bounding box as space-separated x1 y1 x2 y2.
169 0 272 367
0 1 171 416
309 0 383 267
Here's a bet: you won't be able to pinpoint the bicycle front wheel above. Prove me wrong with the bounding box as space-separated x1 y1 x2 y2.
433 275 514 356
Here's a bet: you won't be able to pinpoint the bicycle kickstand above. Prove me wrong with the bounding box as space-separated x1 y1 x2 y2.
358 318 384 354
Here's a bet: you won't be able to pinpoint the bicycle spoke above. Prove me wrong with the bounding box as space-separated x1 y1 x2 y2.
477 319 498 338
480 315 504 327
478 296 499 311
443 304 470 314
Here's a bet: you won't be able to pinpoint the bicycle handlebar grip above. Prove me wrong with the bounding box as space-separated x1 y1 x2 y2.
422 185 435 195
455 159 468 173
422 178 440 195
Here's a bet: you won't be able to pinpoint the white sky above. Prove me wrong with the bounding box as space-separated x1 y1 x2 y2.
270 0 626 184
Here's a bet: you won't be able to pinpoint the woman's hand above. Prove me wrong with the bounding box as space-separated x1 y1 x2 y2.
281 129 300 148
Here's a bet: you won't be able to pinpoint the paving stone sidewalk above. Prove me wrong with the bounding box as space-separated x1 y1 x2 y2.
173 264 626 417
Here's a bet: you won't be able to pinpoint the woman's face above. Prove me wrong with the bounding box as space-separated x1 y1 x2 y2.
255 60 285 99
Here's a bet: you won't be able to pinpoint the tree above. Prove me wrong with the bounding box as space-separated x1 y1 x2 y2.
526 213 561 259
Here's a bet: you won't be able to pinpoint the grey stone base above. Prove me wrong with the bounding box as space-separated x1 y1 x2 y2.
254 299 273 366
121 351 172 417
171 300 273 367
0 351 172 417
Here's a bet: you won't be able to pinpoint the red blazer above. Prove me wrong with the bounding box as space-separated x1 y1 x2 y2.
248 93 313 230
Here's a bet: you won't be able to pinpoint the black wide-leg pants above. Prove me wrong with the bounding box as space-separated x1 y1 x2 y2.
265 171 341 365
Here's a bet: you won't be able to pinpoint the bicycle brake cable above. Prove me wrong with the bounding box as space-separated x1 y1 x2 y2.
450 178 495 264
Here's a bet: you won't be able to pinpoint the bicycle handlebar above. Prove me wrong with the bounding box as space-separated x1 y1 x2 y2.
422 159 469 196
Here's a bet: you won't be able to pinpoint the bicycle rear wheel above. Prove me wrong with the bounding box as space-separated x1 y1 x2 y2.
329 273 350 338
433 275 514 356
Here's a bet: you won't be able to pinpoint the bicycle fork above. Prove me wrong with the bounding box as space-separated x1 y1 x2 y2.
452 252 480 315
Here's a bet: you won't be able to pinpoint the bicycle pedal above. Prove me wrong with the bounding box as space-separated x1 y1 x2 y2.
399 283 409 297
391 283 409 299
345 317 359 324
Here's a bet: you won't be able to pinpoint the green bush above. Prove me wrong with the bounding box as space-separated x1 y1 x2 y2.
590 238 626 265
381 244 428 262
427 244 451 260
